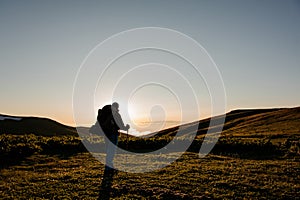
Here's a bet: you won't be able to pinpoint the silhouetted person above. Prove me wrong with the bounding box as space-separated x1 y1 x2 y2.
97 102 130 171
98 102 130 199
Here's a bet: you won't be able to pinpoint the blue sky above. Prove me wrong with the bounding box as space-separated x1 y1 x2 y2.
0 0 299 127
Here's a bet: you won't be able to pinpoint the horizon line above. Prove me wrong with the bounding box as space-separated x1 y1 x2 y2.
1 105 299 128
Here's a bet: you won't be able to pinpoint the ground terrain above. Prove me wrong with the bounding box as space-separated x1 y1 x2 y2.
0 107 299 199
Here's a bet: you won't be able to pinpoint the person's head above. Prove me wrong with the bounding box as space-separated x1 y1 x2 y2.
112 102 119 112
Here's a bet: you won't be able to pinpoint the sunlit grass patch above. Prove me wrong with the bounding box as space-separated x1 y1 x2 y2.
0 152 299 199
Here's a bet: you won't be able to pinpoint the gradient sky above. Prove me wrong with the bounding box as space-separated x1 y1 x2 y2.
0 0 299 128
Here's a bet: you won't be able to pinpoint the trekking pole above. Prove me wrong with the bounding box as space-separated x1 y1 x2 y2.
126 129 129 151
126 129 129 163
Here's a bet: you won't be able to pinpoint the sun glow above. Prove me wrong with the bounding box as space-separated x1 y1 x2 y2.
127 101 182 134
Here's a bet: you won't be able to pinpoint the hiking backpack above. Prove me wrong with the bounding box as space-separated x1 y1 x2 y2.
97 105 119 133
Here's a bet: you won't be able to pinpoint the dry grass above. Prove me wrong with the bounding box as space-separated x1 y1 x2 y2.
0 152 299 199
1 107 299 199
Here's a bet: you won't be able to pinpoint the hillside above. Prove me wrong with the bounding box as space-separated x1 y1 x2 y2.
1 107 299 199
1 106 299 139
149 106 300 139
0 114 77 136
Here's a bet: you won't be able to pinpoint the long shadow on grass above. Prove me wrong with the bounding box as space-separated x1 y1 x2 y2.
98 167 115 200
0 155 27 169
0 149 85 169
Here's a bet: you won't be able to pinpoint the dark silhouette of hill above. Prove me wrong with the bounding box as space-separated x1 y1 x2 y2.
1 106 299 138
0 114 127 138
0 114 77 136
147 106 300 138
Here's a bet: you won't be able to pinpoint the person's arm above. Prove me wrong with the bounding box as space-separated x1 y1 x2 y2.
114 112 129 131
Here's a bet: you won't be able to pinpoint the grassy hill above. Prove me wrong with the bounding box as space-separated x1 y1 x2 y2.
2 106 299 139
120 107 300 157
1 106 299 158
0 114 77 136
150 106 300 139
0 107 299 199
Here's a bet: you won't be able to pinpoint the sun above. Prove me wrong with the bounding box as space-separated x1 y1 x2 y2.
127 103 140 126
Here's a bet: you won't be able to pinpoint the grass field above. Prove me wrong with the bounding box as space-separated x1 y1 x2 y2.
1 107 299 199
0 151 299 199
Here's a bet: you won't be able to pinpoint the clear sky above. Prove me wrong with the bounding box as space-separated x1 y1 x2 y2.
0 0 299 129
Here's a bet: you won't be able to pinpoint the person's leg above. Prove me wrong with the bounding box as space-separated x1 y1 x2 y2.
105 133 118 169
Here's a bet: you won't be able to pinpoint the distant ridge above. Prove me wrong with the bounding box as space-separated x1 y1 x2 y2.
0 114 77 136
146 106 300 138
1 106 299 138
